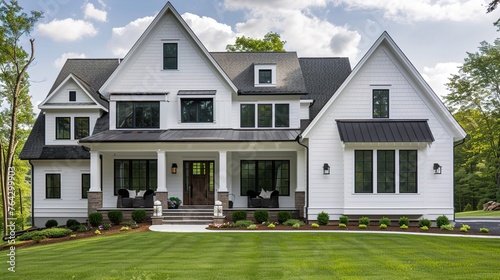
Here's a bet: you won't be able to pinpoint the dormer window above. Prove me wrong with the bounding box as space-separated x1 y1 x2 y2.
69 91 76 101
254 64 276 87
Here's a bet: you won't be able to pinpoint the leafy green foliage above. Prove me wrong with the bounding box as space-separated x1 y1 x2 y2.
311 223 320 228
233 220 253 227
436 215 450 228
254 210 269 224
480 227 489 233
88 212 103 227
398 217 410 227
418 218 431 228
283 219 304 226
463 203 473 212
231 210 247 222
18 228 71 240
66 219 80 228
339 215 349 225
379 217 391 226
292 223 301 229
379 224 387 229
247 224 257 230
45 219 58 228
358 217 370 226
317 211 330 225
277 211 291 224
226 31 286 52
131 209 147 223
440 224 454 231
108 210 123 225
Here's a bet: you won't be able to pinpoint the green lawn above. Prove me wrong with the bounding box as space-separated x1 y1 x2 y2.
456 210 500 218
3 231 500 279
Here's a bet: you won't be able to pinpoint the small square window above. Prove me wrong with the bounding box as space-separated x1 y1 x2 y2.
259 69 272 84
69 91 76 101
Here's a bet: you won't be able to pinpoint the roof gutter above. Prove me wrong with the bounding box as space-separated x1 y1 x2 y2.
296 135 309 223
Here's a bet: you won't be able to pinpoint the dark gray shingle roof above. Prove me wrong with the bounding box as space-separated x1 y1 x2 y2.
336 120 434 142
211 52 307 95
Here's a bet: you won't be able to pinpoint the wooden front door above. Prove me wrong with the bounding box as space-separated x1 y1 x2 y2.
183 161 214 205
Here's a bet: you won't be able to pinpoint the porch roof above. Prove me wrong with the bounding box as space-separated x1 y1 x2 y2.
80 129 301 143
336 119 435 143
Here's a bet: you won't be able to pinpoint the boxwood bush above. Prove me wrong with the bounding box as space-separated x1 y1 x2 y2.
398 216 410 227
358 217 370 226
231 210 247 222
66 219 80 228
317 211 330 225
339 215 349 225
88 212 103 227
379 217 391 226
283 219 304 226
278 211 291 224
108 210 123 225
418 218 431 228
254 210 269 224
436 215 450 228
131 209 147 223
18 228 72 241
45 219 58 228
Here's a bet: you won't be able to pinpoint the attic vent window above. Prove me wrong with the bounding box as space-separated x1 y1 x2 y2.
69 91 76 101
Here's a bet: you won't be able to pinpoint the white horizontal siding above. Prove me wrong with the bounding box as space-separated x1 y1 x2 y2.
44 109 101 145
47 80 94 104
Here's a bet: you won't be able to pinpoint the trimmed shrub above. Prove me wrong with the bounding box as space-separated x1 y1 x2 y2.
339 223 347 228
19 231 45 241
317 211 330 225
108 210 123 225
339 215 349 225
231 210 247 222
436 215 450 228
440 224 454 231
32 235 45 243
379 224 387 229
463 203 473 212
418 218 431 228
66 219 80 228
420 226 429 231
131 209 147 223
358 217 370 226
254 210 269 224
400 224 409 229
398 217 410 227
283 219 304 226
278 211 291 224
76 225 90 232
359 224 367 229
102 223 111 230
43 228 72 238
234 220 253 227
88 212 103 227
45 219 58 228
268 223 276 228
379 217 391 226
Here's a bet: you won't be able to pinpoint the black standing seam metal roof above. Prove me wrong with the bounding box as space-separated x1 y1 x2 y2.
336 120 434 142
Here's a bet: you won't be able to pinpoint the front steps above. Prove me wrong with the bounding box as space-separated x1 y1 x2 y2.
162 206 214 225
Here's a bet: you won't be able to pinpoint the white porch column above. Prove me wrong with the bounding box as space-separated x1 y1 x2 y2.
157 150 167 192
218 151 228 192
89 151 101 192
296 150 306 191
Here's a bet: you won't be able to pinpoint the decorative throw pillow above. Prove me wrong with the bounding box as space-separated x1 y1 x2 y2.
128 189 136 198
265 190 273 198
137 190 146 197
259 189 271 199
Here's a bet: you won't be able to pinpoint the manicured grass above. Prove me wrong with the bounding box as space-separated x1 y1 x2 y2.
4 232 500 279
456 210 500 218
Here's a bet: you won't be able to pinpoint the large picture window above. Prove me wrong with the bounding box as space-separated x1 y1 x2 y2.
181 98 213 123
241 160 290 196
373 89 389 118
74 117 89 139
81 174 90 199
46 174 61 198
399 150 418 193
163 43 178 70
355 150 373 193
116 101 160 128
114 160 157 195
56 117 70 139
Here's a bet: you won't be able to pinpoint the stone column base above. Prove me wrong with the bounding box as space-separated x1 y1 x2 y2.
213 216 226 224
88 191 103 214
295 191 305 218
155 191 168 209
217 192 229 210
151 216 163 225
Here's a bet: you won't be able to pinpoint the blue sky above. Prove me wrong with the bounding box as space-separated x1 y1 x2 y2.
17 0 500 111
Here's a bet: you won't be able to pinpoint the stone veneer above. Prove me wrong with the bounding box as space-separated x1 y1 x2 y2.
218 192 229 210
155 191 168 209
295 191 305 218
88 191 102 214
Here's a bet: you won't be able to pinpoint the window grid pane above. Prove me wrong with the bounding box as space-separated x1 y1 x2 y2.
82 174 90 199
258 104 272 127
114 160 157 195
259 69 272 84
240 160 289 196
46 174 61 198
355 150 373 193
74 117 89 139
116 102 159 128
373 89 389 118
377 150 395 193
181 99 213 123
56 117 70 139
399 150 417 193
240 104 255 127
163 43 178 69
275 104 289 127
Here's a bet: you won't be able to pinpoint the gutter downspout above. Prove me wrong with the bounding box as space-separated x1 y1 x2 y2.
297 135 309 223
452 137 466 220
29 161 35 228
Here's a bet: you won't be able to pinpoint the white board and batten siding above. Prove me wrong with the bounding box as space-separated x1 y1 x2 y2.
31 160 90 226
306 45 456 221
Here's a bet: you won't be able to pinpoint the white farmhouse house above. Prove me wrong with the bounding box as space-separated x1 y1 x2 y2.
20 2 466 226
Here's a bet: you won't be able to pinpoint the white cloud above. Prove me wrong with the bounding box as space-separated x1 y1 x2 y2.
335 0 493 23
109 16 154 56
182 12 237 51
54 52 86 69
84 3 107 22
224 0 329 11
422 62 461 99
37 19 98 42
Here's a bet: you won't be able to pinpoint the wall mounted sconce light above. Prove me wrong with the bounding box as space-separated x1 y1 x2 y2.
433 163 442 174
323 163 330 175
171 163 178 174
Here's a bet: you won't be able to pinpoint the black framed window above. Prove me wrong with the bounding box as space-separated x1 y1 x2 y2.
400 150 417 193
74 117 89 139
240 104 255 127
259 69 272 84
46 174 61 198
69 91 76 101
241 160 290 196
181 98 213 123
377 150 395 193
355 150 373 193
258 104 272 127
56 117 71 139
116 101 160 128
373 89 389 118
163 43 178 70
82 174 90 199
275 104 289 127
114 160 157 195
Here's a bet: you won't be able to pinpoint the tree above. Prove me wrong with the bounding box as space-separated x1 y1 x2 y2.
487 0 500 28
226 31 286 52
445 39 500 203
0 0 42 235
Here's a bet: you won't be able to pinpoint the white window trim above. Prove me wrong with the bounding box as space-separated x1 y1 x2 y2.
240 102 289 129
254 64 276 87
161 39 180 71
